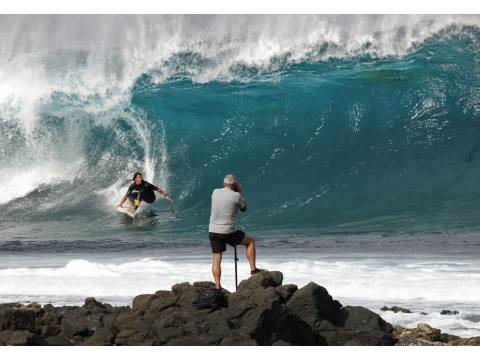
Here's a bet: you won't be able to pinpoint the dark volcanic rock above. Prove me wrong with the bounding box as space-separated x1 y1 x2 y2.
287 282 343 325
0 271 399 346
0 304 39 332
440 310 459 316
381 306 412 314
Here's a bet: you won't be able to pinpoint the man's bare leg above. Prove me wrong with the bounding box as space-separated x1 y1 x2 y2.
212 253 223 289
240 234 256 272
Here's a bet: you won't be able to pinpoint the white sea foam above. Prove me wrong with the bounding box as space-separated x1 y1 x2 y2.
1 254 479 336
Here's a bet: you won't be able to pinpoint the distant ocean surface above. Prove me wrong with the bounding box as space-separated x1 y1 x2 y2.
1 15 480 337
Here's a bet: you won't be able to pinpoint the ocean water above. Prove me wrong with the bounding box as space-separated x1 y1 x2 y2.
1 15 480 337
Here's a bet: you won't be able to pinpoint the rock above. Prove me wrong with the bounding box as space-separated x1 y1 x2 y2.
331 306 396 345
450 337 480 346
287 282 342 325
440 310 459 315
193 281 217 289
219 330 258 346
273 339 292 345
275 284 298 302
172 282 198 307
0 305 38 332
82 327 115 346
148 291 177 313
132 294 154 313
238 271 283 292
0 271 435 346
381 306 412 313
0 330 38 345
83 297 107 312
151 327 186 345
394 324 463 345
43 336 72 346
40 324 61 337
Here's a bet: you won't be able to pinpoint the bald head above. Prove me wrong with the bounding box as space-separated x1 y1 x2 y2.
223 174 236 187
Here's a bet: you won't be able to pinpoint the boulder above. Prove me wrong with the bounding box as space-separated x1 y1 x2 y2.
172 282 198 308
148 291 177 313
287 282 342 325
238 271 283 292
132 294 154 313
0 305 38 332
329 306 396 345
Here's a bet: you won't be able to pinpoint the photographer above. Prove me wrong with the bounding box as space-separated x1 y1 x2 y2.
209 174 264 290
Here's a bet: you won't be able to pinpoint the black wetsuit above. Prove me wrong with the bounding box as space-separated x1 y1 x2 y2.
126 180 157 204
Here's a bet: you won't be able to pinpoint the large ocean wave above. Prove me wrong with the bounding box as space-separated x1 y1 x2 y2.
1 15 480 241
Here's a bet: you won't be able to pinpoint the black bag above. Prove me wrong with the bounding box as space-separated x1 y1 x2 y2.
197 288 226 310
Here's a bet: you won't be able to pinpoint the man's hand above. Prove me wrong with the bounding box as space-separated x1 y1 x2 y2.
236 183 243 194
164 194 173 203
117 195 127 208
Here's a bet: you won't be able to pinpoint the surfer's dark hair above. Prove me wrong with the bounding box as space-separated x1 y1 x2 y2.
132 172 143 181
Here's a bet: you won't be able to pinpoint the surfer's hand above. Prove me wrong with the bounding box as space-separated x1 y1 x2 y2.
164 194 173 203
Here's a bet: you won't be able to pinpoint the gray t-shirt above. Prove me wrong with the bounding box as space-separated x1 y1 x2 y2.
209 187 247 234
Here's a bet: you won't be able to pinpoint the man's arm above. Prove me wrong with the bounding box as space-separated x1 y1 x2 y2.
117 184 133 207
117 195 128 207
238 193 247 212
155 186 173 203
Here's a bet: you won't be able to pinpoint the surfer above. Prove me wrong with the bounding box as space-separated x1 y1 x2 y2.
209 174 264 289
117 172 172 213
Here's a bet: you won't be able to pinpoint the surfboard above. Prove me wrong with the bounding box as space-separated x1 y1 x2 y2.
117 206 136 218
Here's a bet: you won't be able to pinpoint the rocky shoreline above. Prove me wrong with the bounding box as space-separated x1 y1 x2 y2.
0 271 478 346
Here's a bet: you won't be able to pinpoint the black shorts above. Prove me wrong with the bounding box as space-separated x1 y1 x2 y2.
127 191 156 204
209 230 245 253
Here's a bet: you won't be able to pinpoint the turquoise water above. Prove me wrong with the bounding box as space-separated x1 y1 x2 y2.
2 18 480 245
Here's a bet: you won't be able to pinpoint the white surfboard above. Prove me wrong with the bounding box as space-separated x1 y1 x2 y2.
117 206 136 218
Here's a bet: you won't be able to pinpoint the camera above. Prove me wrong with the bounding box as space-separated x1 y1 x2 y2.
231 182 241 192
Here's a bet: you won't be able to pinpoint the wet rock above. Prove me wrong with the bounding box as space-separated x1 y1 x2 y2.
440 310 459 315
381 306 412 314
394 324 462 345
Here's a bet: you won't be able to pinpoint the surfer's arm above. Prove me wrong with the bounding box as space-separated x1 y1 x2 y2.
155 186 173 203
117 195 128 207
